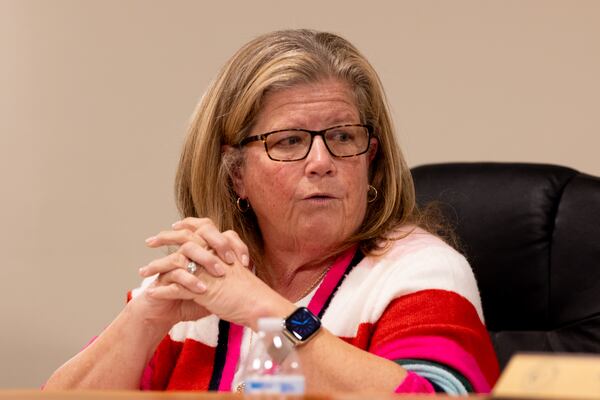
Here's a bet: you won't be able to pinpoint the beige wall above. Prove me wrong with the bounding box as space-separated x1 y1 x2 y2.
1 0 599 388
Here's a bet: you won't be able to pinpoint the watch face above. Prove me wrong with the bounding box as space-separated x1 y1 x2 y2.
285 307 321 341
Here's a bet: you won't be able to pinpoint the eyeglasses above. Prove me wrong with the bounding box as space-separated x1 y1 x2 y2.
238 124 373 162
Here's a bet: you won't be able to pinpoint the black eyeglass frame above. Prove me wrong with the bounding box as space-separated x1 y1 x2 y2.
238 124 374 162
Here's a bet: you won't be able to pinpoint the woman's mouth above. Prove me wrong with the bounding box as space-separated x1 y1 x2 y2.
303 193 338 205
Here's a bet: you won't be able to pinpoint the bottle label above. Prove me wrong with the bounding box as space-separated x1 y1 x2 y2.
244 374 305 394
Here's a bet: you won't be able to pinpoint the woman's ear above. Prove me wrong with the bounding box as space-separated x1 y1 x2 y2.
368 137 378 163
222 145 246 197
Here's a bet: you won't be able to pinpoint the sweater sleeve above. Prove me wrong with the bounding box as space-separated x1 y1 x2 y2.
368 288 499 393
365 237 500 393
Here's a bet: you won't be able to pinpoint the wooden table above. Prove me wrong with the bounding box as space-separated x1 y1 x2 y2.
0 391 489 400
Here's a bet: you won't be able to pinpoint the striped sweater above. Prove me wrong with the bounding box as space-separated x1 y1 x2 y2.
130 227 499 393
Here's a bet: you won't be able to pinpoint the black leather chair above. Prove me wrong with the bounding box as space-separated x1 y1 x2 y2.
411 162 600 370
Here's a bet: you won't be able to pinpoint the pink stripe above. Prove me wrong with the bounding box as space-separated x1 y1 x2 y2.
374 336 491 393
395 371 435 393
140 359 154 390
218 323 244 391
307 245 357 314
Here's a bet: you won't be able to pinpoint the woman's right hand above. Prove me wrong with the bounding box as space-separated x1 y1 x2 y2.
132 218 249 326
131 217 252 329
131 218 243 328
131 251 222 329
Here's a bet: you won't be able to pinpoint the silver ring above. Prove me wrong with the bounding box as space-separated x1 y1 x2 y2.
186 261 198 275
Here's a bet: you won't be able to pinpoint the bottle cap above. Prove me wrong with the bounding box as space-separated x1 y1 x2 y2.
257 317 284 332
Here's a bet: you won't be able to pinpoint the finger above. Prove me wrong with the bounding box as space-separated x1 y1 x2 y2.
139 252 188 277
174 218 249 267
180 241 227 277
222 230 250 267
146 283 198 300
171 217 210 232
158 268 207 294
195 223 239 265
145 229 207 249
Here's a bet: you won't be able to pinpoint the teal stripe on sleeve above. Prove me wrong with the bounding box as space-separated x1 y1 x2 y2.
395 359 473 395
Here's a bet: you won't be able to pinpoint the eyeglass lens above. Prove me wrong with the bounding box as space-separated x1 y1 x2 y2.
265 126 369 161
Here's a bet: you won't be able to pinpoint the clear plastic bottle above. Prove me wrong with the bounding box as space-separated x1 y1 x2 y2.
240 317 305 395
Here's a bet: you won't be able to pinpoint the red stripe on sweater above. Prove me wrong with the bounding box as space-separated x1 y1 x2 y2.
145 335 216 390
340 289 499 388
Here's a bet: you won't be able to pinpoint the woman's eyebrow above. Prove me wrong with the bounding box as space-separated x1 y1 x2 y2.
269 115 360 131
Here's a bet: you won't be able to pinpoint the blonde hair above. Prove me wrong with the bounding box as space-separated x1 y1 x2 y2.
175 29 419 264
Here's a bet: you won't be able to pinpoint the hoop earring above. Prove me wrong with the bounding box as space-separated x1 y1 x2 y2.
367 185 378 203
236 197 250 212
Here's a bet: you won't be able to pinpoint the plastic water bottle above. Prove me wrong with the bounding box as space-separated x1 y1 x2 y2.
240 317 305 395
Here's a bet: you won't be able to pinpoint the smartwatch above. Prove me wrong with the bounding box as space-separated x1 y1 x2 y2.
282 307 322 346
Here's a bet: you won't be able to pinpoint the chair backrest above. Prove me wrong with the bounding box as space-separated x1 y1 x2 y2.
411 162 600 369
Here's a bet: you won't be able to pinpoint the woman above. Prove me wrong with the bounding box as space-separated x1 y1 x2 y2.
46 29 499 393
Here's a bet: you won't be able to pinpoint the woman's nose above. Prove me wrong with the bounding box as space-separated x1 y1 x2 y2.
305 136 335 175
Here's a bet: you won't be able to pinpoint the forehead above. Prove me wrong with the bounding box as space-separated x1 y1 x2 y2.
252 80 360 132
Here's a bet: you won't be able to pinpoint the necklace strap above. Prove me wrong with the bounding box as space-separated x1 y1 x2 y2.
294 265 331 302
307 245 360 317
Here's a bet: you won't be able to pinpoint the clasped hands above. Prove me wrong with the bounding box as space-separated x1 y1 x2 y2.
132 218 277 331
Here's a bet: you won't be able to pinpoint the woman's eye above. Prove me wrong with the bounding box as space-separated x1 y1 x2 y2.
273 135 303 147
330 131 354 143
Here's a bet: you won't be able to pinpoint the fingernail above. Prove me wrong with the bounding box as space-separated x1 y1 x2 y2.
139 266 147 275
171 221 181 228
196 281 206 292
214 263 225 276
225 251 235 264
241 254 249 267
145 236 156 244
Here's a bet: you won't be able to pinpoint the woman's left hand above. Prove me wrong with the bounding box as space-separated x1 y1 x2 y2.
184 241 293 329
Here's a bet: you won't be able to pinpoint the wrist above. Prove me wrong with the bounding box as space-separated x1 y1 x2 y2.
248 293 296 331
125 297 175 338
98 302 174 367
